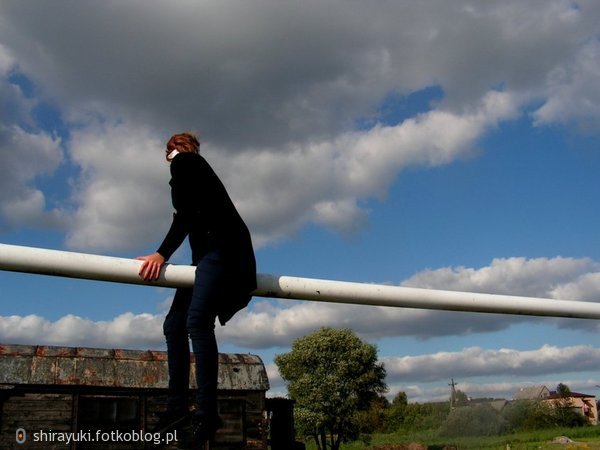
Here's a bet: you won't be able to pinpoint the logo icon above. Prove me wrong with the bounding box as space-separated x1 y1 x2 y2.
16 428 26 444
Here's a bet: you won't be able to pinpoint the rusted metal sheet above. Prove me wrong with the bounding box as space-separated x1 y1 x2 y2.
0 344 269 391
216 353 270 391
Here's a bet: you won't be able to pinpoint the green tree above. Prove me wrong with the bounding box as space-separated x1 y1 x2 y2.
556 383 571 397
355 394 390 434
401 401 449 431
392 391 408 408
386 391 408 430
453 389 469 407
274 327 387 450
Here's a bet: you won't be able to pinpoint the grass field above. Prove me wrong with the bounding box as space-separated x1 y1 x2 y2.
303 426 600 449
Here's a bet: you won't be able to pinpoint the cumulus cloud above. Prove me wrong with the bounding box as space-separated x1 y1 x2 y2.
0 43 65 230
402 256 600 334
533 38 600 130
383 344 600 383
550 272 600 301
0 124 65 230
2 1 597 144
0 312 165 349
402 256 600 297
265 363 284 393
1 1 600 248
393 377 600 404
65 123 171 250
218 300 510 349
0 43 14 74
61 89 519 250
2 314 597 403
210 90 519 247
218 256 600 348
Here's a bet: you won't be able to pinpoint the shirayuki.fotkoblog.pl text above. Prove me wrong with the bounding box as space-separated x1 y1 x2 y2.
15 428 177 446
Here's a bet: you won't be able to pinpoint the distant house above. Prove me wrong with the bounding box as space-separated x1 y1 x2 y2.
545 390 598 426
513 385 550 401
513 385 598 425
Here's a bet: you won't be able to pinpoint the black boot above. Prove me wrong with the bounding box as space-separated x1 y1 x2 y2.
151 408 192 435
177 415 223 450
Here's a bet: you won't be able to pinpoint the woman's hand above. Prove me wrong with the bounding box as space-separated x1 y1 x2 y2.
136 252 166 281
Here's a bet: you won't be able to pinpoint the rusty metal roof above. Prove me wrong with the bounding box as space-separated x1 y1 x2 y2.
0 344 269 391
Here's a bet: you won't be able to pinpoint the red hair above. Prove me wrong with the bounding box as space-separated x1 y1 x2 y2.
167 132 200 153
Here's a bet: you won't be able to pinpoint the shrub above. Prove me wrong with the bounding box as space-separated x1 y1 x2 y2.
502 399 589 432
438 404 508 437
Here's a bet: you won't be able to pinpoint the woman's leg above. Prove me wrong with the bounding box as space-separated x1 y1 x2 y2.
163 287 193 413
186 251 225 421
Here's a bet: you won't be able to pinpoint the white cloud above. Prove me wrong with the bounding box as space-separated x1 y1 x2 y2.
265 363 285 393
1 313 596 402
382 344 600 383
533 38 600 130
0 43 15 75
219 256 600 348
333 90 520 195
267 344 600 402
402 256 599 297
60 89 519 250
0 313 165 350
550 272 600 301
0 42 66 230
65 123 171 251
0 124 65 229
201 90 519 248
401 256 600 334
218 300 510 349
393 377 600 404
1 2 600 247
2 1 595 143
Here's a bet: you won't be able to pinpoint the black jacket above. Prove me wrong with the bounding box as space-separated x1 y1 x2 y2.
157 152 257 325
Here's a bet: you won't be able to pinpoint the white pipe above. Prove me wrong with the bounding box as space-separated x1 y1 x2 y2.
1 243 599 319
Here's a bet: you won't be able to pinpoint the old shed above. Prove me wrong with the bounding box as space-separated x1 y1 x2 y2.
0 343 270 449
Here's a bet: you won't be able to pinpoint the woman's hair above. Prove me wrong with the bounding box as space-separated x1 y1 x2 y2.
168 132 200 153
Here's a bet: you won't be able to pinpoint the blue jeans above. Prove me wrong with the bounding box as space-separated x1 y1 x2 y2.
163 250 227 419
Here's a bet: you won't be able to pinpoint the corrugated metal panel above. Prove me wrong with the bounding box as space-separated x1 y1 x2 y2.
0 344 269 391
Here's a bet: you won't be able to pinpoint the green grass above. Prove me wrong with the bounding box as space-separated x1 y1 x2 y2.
302 426 600 449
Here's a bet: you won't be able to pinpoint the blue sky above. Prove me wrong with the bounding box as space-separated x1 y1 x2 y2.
1 1 600 403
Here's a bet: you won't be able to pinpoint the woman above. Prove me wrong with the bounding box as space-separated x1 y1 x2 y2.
137 132 256 448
